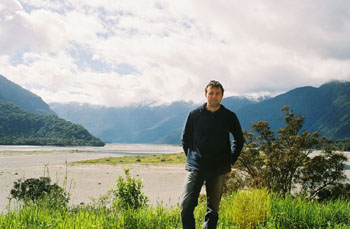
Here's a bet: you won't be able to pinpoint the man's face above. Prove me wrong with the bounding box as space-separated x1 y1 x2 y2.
205 86 223 108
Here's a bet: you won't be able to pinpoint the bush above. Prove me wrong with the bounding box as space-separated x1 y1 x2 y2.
10 177 69 208
111 169 148 210
226 106 350 201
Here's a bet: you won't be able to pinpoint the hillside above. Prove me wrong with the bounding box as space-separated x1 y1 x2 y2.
0 74 54 115
236 81 350 140
0 98 105 146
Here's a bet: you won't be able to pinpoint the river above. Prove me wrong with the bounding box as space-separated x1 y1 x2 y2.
0 143 183 169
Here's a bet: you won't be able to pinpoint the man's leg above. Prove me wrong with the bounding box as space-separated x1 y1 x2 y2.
202 174 225 229
180 170 204 229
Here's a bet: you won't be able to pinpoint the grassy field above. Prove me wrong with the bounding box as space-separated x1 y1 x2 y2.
75 153 186 165
1 189 350 228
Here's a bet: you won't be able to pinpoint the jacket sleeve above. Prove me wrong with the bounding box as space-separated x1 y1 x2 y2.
181 112 193 156
230 113 244 165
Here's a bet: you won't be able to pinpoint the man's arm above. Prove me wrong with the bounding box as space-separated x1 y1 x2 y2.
230 113 244 165
181 113 193 156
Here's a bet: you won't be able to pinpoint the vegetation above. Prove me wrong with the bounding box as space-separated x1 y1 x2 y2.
0 99 105 146
76 153 186 165
110 169 149 210
334 138 350 151
225 106 350 201
10 177 70 208
2 184 350 228
222 188 271 228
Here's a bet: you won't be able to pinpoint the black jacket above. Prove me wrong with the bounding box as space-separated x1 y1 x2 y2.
182 103 244 175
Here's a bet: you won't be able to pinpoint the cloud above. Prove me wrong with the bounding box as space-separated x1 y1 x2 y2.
1 0 350 107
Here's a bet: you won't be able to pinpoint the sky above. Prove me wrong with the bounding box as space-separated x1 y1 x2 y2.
1 0 350 107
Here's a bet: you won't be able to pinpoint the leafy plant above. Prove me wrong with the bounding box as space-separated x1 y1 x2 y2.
111 169 149 210
225 106 350 200
10 177 69 208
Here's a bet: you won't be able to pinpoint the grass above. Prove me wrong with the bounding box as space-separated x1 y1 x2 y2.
2 189 350 228
75 153 186 165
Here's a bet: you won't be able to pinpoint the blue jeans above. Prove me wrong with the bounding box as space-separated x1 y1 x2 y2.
180 170 225 229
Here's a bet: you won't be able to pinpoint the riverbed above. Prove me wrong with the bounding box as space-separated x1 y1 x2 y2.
0 144 185 214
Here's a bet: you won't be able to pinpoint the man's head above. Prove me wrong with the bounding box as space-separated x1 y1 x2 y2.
204 80 224 111
204 80 224 94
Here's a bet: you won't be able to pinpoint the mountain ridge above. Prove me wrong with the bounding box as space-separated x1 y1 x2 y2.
0 74 54 115
2 73 349 144
0 75 104 146
51 81 350 144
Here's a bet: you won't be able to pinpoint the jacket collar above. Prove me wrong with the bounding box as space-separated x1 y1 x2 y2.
201 103 225 114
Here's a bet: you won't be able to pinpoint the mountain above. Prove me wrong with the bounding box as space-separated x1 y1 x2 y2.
50 96 258 144
236 81 350 140
0 74 54 115
50 102 195 144
0 98 104 146
51 81 350 144
0 75 104 146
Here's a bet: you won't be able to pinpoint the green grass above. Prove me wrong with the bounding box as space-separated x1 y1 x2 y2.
2 189 350 228
75 153 186 165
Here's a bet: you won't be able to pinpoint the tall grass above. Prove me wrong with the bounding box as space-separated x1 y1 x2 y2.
1 190 350 228
265 195 350 228
220 188 271 228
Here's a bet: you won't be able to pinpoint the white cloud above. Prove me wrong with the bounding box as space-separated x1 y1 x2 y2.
1 0 350 107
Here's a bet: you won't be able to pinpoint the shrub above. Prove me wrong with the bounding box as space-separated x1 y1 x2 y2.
10 177 69 208
226 106 350 201
111 169 148 210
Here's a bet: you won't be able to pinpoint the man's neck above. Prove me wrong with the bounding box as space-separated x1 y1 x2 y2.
206 104 221 113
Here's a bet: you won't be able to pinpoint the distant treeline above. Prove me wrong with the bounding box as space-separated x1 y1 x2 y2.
0 136 105 146
0 99 104 146
334 139 350 151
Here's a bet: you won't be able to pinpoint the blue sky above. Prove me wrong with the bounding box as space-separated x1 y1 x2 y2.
1 0 350 107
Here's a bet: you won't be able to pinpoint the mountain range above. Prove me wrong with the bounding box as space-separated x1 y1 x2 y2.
237 81 350 140
1 73 349 145
0 74 104 146
51 80 350 144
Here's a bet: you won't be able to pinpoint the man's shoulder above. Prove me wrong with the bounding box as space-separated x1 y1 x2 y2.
190 104 205 113
188 104 205 117
220 105 238 117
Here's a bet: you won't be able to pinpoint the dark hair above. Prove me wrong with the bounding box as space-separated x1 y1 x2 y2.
205 80 224 94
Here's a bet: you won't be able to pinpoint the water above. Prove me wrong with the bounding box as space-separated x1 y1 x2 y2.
0 143 182 154
0 143 183 169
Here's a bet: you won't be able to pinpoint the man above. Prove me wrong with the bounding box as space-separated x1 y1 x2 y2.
181 80 244 229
